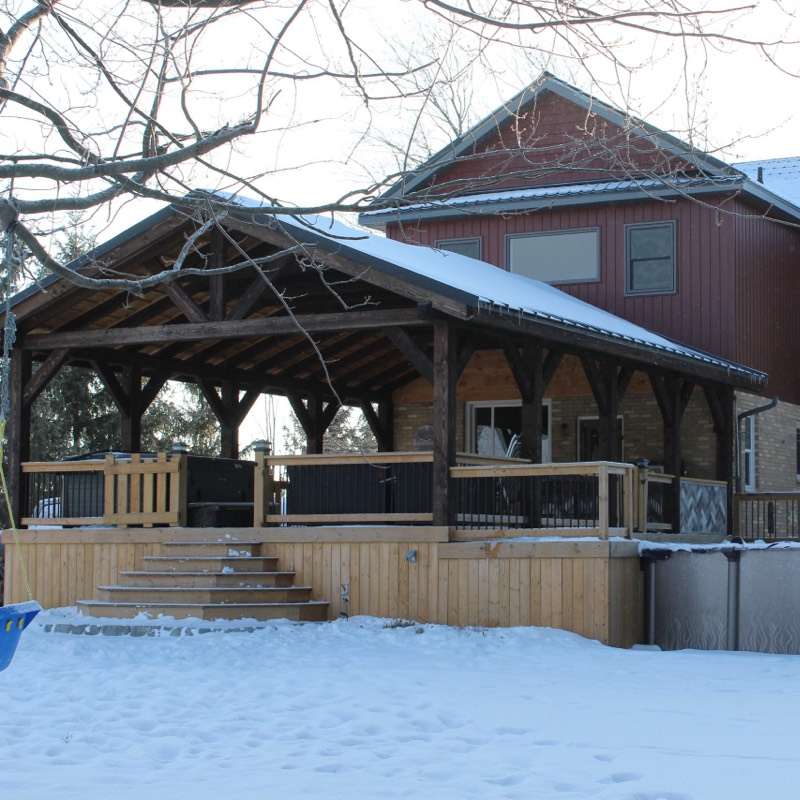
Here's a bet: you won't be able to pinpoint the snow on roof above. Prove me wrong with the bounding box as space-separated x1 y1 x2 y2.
735 157 800 207
360 176 741 220
255 207 763 382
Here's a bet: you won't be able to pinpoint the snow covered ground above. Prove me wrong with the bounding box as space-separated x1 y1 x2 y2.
2 609 799 800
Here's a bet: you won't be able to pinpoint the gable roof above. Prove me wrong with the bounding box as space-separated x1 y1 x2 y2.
7 195 766 393
360 73 800 228
372 72 731 204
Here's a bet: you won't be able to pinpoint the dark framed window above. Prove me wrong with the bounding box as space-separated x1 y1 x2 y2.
625 221 676 295
506 228 600 284
435 237 482 260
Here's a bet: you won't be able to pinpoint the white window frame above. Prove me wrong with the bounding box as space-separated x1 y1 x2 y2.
505 228 600 285
742 416 756 492
466 399 552 462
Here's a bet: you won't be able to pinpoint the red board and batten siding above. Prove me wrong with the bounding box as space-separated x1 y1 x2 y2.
390 198 740 365
426 90 691 194
733 198 800 404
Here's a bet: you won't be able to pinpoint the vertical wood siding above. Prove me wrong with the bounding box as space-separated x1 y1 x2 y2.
3 530 642 647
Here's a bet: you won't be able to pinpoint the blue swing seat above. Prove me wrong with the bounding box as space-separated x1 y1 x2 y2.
0 601 41 672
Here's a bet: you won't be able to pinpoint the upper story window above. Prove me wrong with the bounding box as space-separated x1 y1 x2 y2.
625 221 676 295
436 237 482 260
506 228 600 284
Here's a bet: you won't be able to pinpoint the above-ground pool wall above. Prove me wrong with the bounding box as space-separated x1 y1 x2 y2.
650 547 800 654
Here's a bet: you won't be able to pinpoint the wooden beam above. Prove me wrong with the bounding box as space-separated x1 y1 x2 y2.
23 348 70 405
432 322 457 527
209 226 226 322
23 307 427 350
226 275 268 321
383 327 433 384
163 282 209 324
93 360 128 412
360 399 392 451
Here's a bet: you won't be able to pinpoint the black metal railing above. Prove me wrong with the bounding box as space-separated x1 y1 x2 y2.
735 493 800 540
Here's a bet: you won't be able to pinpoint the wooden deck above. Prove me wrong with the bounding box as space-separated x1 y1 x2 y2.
2 525 643 646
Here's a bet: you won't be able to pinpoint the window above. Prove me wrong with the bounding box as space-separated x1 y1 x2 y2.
436 237 482 260
796 425 800 482
506 229 600 284
742 416 755 491
467 400 551 462
625 221 676 295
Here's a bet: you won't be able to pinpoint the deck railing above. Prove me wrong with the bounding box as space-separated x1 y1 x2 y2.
21 453 187 528
450 461 634 538
256 454 635 537
634 469 675 533
734 492 800 540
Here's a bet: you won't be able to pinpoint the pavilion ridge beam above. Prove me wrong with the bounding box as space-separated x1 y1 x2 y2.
222 216 472 320
22 308 428 350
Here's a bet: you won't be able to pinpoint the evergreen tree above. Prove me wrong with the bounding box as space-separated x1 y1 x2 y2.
28 215 221 459
283 406 378 455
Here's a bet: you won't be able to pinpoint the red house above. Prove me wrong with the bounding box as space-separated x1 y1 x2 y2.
361 73 800 506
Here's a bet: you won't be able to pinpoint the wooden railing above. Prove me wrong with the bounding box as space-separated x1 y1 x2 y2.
735 492 800 540
634 468 675 533
21 453 187 528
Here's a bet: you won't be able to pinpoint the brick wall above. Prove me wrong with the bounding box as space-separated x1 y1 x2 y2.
393 389 718 479
737 392 800 491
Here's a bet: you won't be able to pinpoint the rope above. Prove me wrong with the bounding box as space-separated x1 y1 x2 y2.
1 212 34 601
0 421 33 601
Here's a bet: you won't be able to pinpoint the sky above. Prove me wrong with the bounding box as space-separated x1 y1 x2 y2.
3 608 800 800
6 0 800 452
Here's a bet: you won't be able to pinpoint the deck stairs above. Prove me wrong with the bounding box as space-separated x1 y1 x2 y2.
76 540 329 622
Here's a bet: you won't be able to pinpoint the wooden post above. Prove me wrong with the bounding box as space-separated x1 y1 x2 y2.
650 375 694 533
598 463 610 539
103 453 117 524
704 385 735 535
432 323 457 528
253 449 274 526
121 366 143 452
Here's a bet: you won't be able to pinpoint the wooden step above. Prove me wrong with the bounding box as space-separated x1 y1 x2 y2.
119 571 297 589
96 585 312 604
76 600 330 622
142 556 279 573
163 542 262 557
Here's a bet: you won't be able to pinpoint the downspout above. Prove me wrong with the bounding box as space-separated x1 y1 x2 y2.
735 396 778 494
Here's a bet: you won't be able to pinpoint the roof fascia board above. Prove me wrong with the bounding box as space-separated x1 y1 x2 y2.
360 181 748 228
